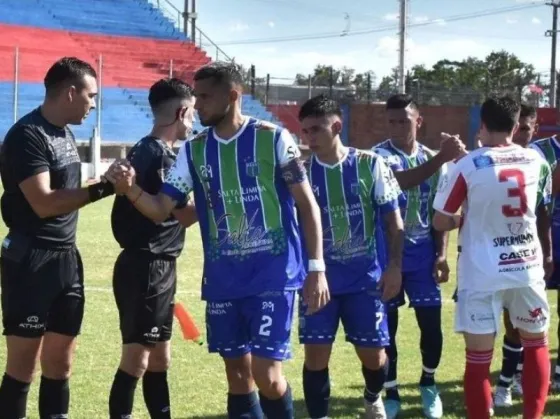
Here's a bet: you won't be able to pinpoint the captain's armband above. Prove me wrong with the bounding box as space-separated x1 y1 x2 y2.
281 158 307 185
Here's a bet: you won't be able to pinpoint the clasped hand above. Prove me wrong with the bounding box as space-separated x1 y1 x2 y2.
103 159 136 195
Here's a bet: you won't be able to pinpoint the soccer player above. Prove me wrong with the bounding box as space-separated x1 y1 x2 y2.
0 57 116 419
297 95 404 419
108 78 198 419
493 103 546 406
106 61 329 419
433 96 552 419
373 94 449 419
526 110 560 391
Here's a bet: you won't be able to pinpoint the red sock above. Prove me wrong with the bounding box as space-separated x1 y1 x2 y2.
464 350 493 419
521 337 550 419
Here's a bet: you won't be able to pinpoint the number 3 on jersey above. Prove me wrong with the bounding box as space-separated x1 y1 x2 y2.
499 168 528 217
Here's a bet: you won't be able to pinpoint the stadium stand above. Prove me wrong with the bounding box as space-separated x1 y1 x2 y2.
267 104 302 139
0 0 283 142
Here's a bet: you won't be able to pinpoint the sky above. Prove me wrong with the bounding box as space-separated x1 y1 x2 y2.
166 0 555 85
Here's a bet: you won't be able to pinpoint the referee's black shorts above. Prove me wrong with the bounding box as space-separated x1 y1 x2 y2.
113 249 177 346
0 232 85 338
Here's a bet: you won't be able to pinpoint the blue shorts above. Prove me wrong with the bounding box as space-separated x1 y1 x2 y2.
206 290 296 361
546 262 560 290
387 266 442 310
298 290 390 348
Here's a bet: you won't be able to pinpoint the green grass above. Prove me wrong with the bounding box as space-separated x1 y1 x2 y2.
1 197 559 418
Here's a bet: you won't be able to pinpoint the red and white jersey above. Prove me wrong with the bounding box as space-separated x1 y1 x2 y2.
433 144 552 292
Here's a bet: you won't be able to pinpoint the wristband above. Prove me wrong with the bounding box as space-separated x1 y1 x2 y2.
87 180 115 203
308 259 326 272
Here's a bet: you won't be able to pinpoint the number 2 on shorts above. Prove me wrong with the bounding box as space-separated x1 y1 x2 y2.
259 315 272 336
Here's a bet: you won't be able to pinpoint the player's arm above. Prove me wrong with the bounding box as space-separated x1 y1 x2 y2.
537 162 554 277
372 156 404 300
15 126 114 218
432 163 466 232
278 129 328 313
373 157 404 269
172 201 198 228
392 134 466 190
119 145 192 224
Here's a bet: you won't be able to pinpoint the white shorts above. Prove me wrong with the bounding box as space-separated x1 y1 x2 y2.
455 284 550 335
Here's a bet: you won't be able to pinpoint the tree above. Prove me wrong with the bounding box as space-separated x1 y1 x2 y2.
405 50 539 105
294 65 376 101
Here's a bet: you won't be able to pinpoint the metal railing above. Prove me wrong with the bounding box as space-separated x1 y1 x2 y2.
147 0 232 63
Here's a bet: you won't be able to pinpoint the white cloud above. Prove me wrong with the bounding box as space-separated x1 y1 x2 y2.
228 22 249 32
506 18 518 24
433 18 447 26
383 13 399 21
413 15 429 24
532 17 541 24
267 21 275 28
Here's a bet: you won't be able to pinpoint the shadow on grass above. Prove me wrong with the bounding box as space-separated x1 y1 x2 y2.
186 367 560 419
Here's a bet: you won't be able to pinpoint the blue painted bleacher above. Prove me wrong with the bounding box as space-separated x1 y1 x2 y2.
0 83 282 143
0 0 283 142
4 0 185 41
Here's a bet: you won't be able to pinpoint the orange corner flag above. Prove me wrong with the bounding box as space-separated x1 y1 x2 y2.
174 302 203 345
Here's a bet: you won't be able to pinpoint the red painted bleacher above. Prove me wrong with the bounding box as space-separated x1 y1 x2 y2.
0 23 210 88
267 104 301 139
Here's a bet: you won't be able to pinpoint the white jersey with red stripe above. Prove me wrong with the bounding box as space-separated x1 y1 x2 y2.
433 144 552 292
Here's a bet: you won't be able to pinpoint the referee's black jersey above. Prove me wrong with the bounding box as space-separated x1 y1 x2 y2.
0 107 81 247
111 136 187 258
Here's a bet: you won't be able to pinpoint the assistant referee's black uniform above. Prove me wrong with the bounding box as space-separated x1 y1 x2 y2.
111 136 187 346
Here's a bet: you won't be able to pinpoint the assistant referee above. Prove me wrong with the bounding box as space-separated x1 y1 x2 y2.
108 78 197 419
0 57 116 419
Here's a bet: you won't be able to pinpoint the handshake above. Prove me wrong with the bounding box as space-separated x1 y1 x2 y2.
103 159 137 196
439 132 468 162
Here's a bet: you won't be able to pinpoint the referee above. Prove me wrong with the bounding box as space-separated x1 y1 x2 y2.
108 78 197 419
0 57 115 419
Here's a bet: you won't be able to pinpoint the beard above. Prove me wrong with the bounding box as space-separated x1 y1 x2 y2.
199 104 230 127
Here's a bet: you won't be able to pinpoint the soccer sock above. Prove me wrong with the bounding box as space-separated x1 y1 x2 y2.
302 366 330 418
227 391 264 419
109 369 139 419
517 348 524 375
464 349 493 419
259 383 294 419
362 363 388 403
385 309 400 401
38 376 69 419
521 337 550 419
415 307 443 387
142 371 171 419
497 336 523 388
0 373 30 419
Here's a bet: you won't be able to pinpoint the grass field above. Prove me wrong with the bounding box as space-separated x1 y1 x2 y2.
1 197 560 418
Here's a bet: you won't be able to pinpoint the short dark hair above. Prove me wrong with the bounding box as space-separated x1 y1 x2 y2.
519 103 537 119
44 57 97 94
386 94 418 112
148 78 194 112
298 94 342 121
480 96 520 133
193 61 243 87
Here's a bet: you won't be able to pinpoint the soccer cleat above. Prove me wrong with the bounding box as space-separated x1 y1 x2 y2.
493 386 513 408
383 399 401 419
364 397 387 419
511 373 523 396
420 385 443 418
